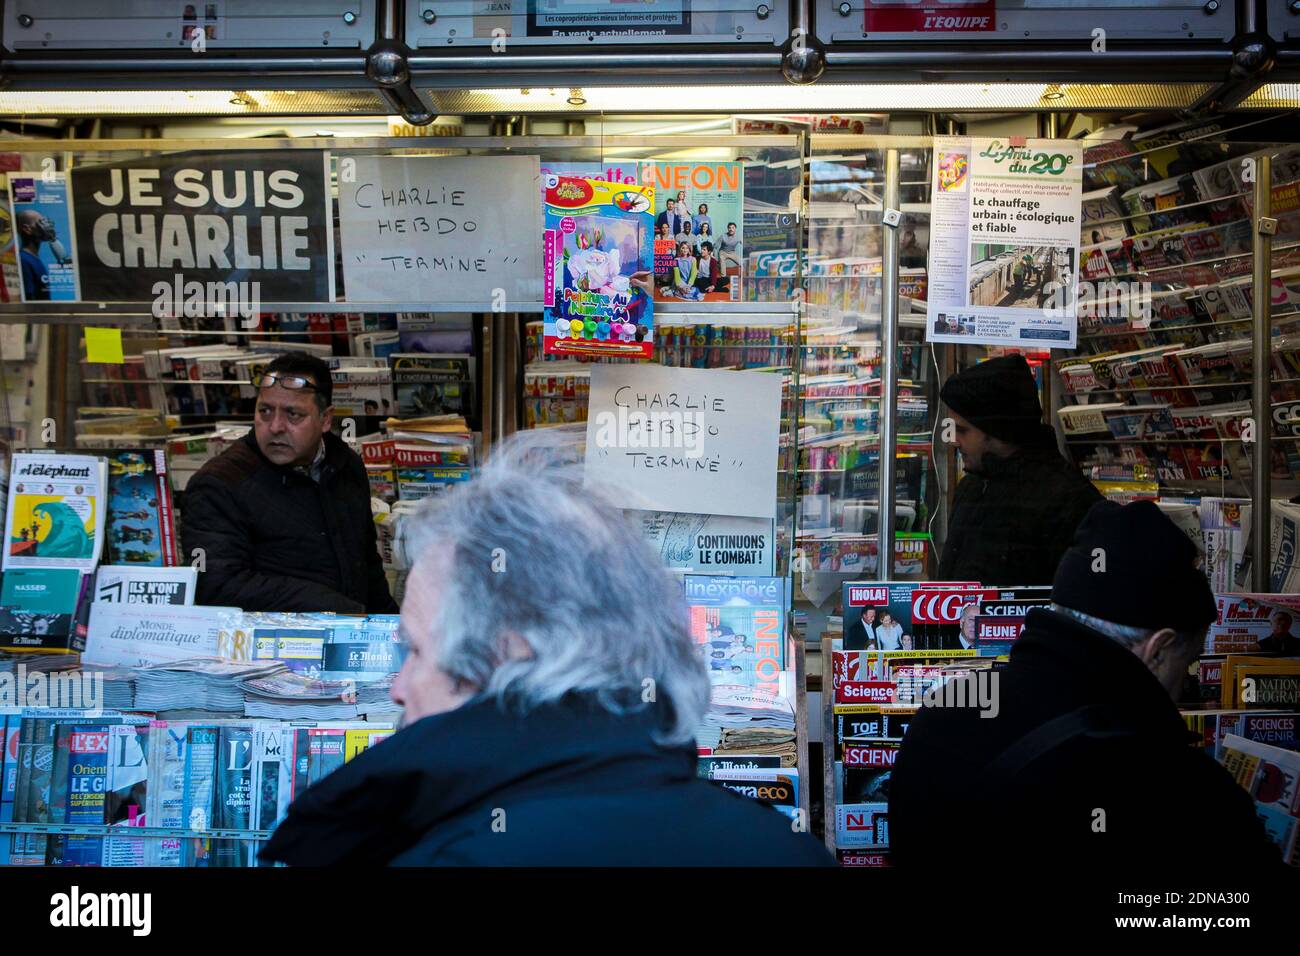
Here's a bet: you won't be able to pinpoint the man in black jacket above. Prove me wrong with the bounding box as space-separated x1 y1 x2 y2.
937 354 1102 585
182 352 396 613
261 438 831 866
891 500 1280 874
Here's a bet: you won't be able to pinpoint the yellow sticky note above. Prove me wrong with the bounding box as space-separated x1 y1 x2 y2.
85 326 124 364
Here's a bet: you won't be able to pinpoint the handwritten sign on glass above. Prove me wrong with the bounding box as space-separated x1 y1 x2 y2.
585 364 781 519
336 154 542 306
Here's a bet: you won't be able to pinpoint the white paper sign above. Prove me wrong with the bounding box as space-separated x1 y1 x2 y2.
631 509 775 575
926 137 1083 349
336 154 543 306
585 365 781 519
84 602 241 668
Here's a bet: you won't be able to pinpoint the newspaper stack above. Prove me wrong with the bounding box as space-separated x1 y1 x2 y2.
241 670 398 720
357 675 401 720
0 651 80 674
696 686 796 750
79 664 137 711
133 658 287 713
717 726 797 767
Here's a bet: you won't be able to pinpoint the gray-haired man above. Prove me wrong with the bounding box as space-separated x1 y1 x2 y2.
261 436 830 867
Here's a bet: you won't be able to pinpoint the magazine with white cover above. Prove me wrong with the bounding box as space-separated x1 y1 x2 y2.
144 719 187 867
1269 501 1300 593
84 603 242 668
3 452 106 572
102 723 148 867
251 724 292 859
94 566 198 606
1200 497 1251 593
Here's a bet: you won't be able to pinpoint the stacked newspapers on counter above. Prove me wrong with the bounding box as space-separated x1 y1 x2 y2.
242 669 398 721
0 651 80 675
695 685 796 755
77 663 137 711
133 658 287 714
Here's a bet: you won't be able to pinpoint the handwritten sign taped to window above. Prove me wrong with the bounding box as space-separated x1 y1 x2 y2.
336 155 542 306
585 364 781 519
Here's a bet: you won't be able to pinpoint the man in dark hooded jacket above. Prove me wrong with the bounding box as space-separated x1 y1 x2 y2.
891 500 1281 875
937 354 1102 585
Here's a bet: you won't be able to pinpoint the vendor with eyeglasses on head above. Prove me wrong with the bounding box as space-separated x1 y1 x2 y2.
182 351 398 614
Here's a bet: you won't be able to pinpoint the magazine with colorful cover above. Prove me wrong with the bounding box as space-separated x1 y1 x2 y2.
835 741 900 850
103 448 179 567
3 452 106 572
538 162 639 194
390 352 474 419
542 175 654 359
830 648 981 705
247 615 331 677
842 581 995 652
837 801 891 850
1206 593 1300 654
60 725 110 866
180 724 218 867
0 567 84 645
683 575 786 696
644 162 744 302
709 766 800 821
395 465 472 501
7 171 79 302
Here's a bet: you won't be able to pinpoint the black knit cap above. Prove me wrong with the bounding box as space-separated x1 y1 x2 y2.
1052 499 1217 632
940 354 1044 445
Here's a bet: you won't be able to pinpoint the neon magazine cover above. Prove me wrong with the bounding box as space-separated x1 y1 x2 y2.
683 575 786 697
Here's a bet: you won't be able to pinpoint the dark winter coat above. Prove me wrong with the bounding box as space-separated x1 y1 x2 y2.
260 694 833 867
888 608 1281 874
181 430 396 613
937 425 1102 585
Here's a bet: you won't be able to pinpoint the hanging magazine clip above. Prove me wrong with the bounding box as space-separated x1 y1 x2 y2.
883 208 902 229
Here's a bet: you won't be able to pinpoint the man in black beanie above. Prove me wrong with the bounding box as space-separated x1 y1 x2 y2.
890 500 1280 874
937 354 1102 584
